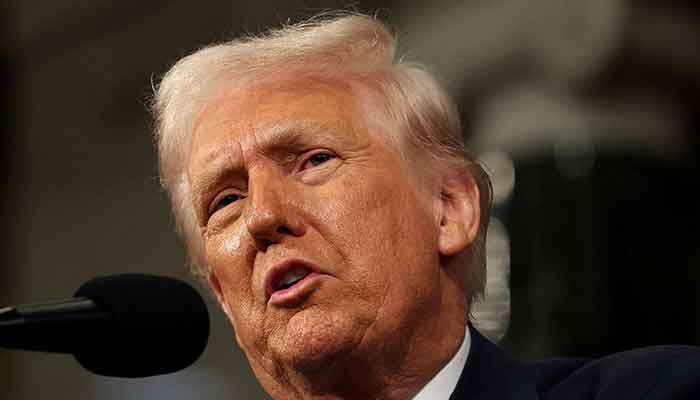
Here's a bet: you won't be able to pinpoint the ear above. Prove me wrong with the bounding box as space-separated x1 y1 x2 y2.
437 173 481 257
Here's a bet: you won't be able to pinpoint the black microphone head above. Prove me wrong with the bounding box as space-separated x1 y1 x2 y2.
73 274 210 378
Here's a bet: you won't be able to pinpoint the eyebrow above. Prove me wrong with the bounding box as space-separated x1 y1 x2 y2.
189 122 346 207
258 119 355 152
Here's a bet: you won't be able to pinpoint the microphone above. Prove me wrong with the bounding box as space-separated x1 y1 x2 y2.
0 274 210 378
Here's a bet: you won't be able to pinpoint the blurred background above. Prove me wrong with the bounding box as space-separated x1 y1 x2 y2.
2 0 699 398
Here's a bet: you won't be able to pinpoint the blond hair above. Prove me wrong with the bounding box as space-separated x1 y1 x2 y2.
152 12 492 305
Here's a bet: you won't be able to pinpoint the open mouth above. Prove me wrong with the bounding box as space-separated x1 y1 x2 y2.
273 266 311 292
264 259 326 306
265 260 316 300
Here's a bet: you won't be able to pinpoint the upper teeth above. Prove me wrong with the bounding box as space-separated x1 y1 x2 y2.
278 268 309 288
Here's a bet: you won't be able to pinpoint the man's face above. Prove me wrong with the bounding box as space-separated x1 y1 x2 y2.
187 78 447 378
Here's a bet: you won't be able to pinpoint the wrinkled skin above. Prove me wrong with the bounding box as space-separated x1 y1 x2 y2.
186 78 479 399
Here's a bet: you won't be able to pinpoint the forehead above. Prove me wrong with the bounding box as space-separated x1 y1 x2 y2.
189 78 369 165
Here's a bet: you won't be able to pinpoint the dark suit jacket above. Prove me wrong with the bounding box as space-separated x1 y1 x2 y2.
451 325 700 399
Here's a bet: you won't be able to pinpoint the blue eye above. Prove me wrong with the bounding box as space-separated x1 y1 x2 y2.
211 193 241 215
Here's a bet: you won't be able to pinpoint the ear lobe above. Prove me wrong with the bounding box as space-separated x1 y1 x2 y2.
437 173 481 257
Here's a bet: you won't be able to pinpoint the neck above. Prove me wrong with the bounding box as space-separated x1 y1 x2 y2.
258 273 468 400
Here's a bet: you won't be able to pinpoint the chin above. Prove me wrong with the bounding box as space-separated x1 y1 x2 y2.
267 306 363 373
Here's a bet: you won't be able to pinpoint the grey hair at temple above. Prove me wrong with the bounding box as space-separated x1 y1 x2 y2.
151 12 492 307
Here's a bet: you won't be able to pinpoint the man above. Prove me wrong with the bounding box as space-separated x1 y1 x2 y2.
152 12 700 399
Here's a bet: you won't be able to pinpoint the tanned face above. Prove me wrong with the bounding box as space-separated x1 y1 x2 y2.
186 78 472 398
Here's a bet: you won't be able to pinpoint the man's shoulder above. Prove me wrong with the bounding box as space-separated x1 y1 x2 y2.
455 326 700 399
530 345 700 399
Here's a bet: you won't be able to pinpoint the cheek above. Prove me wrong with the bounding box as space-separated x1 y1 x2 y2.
205 223 257 326
219 226 243 254
313 167 437 289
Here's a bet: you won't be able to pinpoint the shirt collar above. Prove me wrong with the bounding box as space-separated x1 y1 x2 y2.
413 326 471 400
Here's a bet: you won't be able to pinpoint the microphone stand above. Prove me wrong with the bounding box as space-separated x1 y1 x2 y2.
0 299 110 353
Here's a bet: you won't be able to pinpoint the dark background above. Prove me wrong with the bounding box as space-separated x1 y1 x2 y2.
2 1 699 399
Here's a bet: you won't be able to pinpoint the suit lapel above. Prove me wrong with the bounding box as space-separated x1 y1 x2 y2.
450 325 539 400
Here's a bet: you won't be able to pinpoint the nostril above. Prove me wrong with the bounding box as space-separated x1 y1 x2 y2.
254 225 293 252
277 226 293 235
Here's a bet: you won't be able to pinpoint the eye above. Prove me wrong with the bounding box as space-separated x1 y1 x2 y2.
302 152 336 170
209 193 242 216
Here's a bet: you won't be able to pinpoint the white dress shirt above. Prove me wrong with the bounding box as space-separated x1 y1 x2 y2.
413 326 471 400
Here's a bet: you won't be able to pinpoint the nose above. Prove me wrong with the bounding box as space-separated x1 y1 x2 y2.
244 163 304 251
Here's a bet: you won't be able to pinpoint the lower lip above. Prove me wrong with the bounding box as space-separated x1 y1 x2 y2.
269 272 323 307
